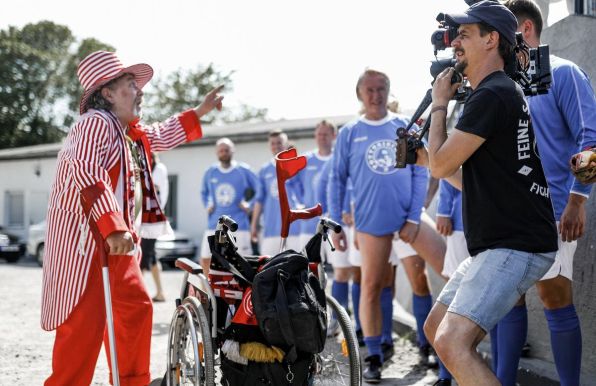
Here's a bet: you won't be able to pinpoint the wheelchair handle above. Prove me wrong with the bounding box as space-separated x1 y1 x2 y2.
320 218 342 234
218 215 238 232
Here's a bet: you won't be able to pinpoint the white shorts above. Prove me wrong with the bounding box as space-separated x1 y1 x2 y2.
314 229 351 269
260 235 301 257
441 230 469 278
540 225 576 281
347 227 404 266
200 230 252 259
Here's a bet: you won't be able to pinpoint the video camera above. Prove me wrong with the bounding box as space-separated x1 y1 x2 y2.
395 4 552 168
431 13 551 96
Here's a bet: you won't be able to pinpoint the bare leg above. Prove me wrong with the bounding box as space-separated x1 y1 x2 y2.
433 312 500 386
334 266 353 282
409 215 447 280
536 275 573 309
151 262 165 301
401 255 431 296
357 232 393 338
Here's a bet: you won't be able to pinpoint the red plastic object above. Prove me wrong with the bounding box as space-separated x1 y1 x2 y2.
275 149 322 238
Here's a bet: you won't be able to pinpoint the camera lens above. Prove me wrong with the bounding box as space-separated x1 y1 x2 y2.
431 29 448 51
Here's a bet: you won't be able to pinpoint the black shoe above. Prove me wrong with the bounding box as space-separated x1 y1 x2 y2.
418 344 438 368
363 355 382 384
433 379 452 386
381 342 395 361
356 329 365 347
521 342 531 358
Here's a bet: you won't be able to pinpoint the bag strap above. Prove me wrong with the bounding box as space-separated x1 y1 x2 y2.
276 270 298 364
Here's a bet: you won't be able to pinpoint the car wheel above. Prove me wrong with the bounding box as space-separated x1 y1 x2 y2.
5 255 20 263
36 243 45 267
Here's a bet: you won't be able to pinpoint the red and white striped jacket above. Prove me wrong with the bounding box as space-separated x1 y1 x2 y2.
41 108 202 331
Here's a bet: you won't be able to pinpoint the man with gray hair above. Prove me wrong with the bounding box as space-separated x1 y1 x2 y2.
200 137 259 271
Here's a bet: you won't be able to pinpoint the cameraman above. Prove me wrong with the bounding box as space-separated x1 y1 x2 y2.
489 1 596 385
421 1 558 384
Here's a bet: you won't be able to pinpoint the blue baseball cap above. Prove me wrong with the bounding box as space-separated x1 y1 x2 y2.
444 0 518 45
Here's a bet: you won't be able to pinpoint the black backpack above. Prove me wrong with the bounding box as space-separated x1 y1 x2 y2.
251 250 327 362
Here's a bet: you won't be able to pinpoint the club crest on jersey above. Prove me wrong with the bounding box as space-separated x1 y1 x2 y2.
215 183 236 207
366 140 398 175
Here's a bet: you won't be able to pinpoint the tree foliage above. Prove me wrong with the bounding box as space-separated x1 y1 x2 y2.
0 21 114 149
0 22 267 149
143 64 268 125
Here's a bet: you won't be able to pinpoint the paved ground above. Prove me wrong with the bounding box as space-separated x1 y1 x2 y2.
0 255 445 385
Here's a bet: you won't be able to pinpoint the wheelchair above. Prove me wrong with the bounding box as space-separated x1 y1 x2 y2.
164 215 361 386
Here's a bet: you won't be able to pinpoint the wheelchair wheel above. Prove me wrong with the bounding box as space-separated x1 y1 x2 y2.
166 296 215 385
312 294 361 386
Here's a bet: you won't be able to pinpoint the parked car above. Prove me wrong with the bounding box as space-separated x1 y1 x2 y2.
27 220 46 266
28 220 197 268
155 231 198 268
0 228 26 263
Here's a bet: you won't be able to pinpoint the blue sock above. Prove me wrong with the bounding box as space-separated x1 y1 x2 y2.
380 287 393 345
331 281 349 319
364 335 383 362
438 360 452 380
490 326 499 372
545 305 582 386
352 282 361 331
495 304 528 386
412 294 432 347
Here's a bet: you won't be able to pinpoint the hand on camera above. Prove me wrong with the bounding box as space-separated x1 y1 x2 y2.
432 68 461 106
415 147 430 168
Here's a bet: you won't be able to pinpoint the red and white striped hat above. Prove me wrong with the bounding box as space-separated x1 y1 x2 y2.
77 50 153 114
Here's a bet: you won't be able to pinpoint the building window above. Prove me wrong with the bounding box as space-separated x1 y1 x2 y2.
5 191 25 227
164 175 177 229
576 0 596 16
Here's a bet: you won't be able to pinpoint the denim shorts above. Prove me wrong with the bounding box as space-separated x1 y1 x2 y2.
436 248 556 332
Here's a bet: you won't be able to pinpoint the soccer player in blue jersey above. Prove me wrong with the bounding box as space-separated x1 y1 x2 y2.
328 68 429 383
296 120 337 245
491 2 596 385
422 2 558 385
295 120 355 336
317 160 360 337
199 138 259 272
251 130 302 255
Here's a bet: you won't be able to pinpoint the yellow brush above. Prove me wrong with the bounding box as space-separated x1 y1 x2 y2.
239 342 285 363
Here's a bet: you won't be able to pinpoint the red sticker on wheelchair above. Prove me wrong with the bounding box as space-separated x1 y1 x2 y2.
232 287 257 326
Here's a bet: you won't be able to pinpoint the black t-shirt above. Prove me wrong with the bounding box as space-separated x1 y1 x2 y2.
456 71 557 256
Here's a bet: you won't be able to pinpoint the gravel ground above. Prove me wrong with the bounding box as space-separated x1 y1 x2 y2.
0 255 445 385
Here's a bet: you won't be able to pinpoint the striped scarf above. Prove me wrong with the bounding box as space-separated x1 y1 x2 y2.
127 120 173 239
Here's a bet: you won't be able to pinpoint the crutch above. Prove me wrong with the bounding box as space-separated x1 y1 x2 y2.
275 148 322 253
80 187 122 386
100 239 121 386
88 224 121 386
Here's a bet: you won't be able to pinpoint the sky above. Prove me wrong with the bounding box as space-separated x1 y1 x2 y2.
1 0 569 121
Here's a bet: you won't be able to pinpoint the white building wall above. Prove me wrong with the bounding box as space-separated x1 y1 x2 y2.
0 136 317 246
0 158 57 238
160 136 316 249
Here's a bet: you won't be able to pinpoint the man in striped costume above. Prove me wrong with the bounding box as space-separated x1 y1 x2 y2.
41 51 223 386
